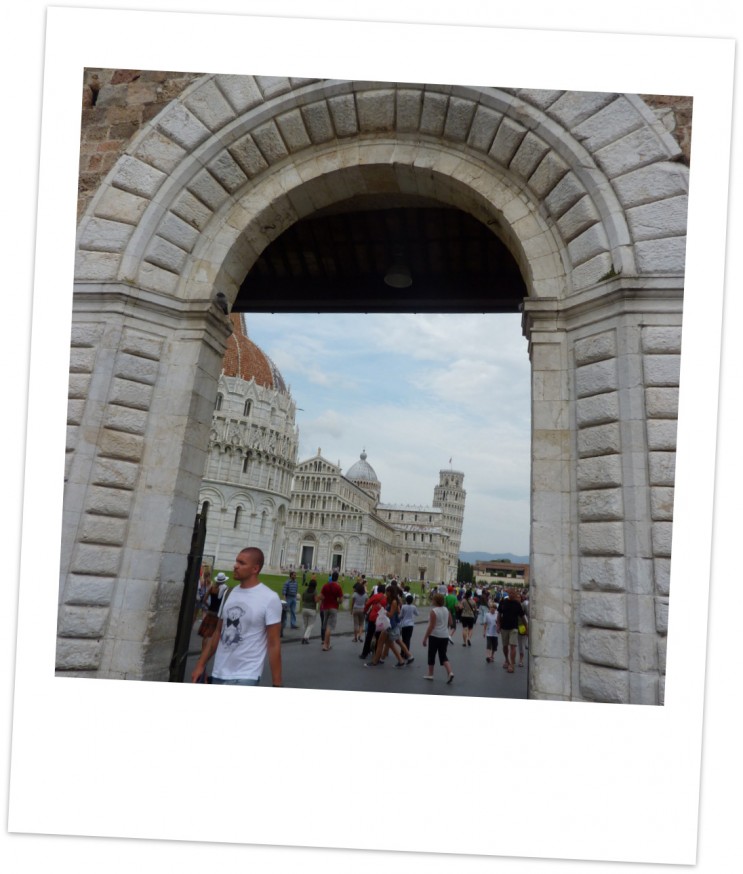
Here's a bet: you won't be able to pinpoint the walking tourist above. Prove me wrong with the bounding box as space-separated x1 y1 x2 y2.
359 585 387 660
459 590 477 646
477 587 490 625
445 585 458 643
300 579 320 643
351 580 368 642
191 547 282 687
366 584 414 668
399 594 419 654
422 592 455 683
282 570 299 629
497 588 528 673
196 572 229 661
195 566 210 623
517 590 529 667
483 602 499 662
320 572 344 651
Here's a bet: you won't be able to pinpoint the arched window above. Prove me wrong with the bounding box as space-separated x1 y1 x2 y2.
233 506 243 528
244 400 252 416
215 393 223 411
243 455 250 474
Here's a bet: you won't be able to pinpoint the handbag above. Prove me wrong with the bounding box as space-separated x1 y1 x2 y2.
198 611 219 638
375 610 391 632
518 622 527 635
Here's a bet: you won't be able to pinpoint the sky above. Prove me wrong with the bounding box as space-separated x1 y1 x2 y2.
244 311 531 555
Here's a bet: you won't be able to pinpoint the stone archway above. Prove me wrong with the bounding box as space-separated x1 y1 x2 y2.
63 77 688 702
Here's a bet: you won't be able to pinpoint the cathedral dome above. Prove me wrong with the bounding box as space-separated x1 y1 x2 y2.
222 314 287 393
346 450 379 484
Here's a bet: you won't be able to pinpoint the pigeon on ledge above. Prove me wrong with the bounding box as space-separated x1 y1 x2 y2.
214 292 229 315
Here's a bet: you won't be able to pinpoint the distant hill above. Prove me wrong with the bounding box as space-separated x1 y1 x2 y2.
459 551 529 564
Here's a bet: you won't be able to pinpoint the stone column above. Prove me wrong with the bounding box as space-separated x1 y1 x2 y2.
525 282 681 704
524 298 575 700
58 285 231 679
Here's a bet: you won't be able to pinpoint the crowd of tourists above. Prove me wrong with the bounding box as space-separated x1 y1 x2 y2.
345 578 529 680
284 573 530 682
190 548 529 687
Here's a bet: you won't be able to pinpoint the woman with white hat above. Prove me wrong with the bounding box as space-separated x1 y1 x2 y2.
197 572 230 661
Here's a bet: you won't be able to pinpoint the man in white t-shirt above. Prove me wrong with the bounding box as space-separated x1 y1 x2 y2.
191 547 283 687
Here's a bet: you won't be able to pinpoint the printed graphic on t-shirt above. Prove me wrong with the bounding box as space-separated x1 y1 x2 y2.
221 604 246 646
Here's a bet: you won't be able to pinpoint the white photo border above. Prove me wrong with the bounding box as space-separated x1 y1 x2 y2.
9 7 735 867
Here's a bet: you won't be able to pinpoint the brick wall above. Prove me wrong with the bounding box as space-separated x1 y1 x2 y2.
641 94 693 163
78 68 202 220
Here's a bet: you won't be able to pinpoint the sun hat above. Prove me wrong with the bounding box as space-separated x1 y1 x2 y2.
215 573 228 583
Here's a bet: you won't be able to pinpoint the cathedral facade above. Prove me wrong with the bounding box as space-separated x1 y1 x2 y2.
282 450 465 582
198 320 466 581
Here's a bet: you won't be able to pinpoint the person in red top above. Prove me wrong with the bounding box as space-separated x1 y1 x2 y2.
320 575 344 651
359 585 387 660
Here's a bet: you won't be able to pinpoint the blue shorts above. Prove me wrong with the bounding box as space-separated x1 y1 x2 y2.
211 676 261 686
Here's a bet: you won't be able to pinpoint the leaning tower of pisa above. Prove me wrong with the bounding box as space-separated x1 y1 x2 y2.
432 470 466 580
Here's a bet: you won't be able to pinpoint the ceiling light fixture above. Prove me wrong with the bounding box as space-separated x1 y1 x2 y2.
384 251 412 288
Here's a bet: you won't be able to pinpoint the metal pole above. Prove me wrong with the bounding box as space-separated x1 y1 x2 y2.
169 510 208 683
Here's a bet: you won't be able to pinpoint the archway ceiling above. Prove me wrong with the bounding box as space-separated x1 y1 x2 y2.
234 198 526 314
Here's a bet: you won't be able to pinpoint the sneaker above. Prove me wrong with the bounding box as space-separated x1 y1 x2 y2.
422 675 433 680
447 673 454 684
394 661 405 668
405 657 415 665
364 662 377 668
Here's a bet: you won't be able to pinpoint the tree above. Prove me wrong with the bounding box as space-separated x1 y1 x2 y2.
457 560 474 584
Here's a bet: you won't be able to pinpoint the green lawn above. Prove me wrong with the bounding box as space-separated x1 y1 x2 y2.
214 571 430 605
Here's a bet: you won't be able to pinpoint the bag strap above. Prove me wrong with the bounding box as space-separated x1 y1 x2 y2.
218 584 234 616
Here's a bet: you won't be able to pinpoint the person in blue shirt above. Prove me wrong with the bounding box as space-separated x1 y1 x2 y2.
282 571 299 629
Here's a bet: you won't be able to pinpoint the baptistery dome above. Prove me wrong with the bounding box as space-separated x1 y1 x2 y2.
222 314 287 393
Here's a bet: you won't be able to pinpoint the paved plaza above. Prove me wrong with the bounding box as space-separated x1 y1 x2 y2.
184 604 528 699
